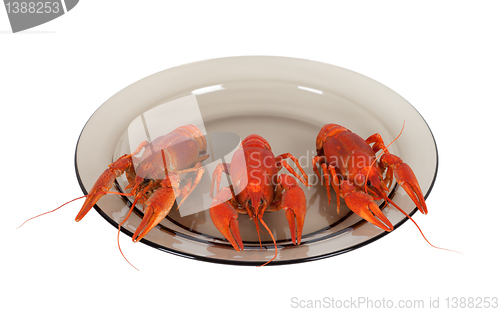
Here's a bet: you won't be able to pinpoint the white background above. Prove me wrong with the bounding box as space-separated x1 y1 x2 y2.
2 1 499 311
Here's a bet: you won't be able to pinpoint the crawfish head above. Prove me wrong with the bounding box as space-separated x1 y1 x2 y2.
127 175 147 192
236 167 273 229
360 165 389 195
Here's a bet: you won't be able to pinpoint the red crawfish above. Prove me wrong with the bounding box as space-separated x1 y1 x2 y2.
312 123 427 232
20 124 209 250
210 134 309 265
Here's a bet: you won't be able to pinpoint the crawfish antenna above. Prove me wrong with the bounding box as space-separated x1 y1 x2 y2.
384 195 462 254
17 191 132 229
258 218 278 267
117 196 141 271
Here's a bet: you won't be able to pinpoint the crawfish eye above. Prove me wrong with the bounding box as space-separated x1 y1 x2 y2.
247 199 252 206
260 198 264 206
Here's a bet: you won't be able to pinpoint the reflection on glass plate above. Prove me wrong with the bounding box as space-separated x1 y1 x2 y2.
75 56 437 265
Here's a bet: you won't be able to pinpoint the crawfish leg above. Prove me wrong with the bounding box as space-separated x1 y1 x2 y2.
210 187 244 251
196 154 210 163
311 155 325 180
210 162 231 198
365 133 393 189
320 162 332 205
312 156 343 213
312 155 330 199
365 133 389 154
173 162 206 209
329 166 342 214
76 155 133 222
131 140 151 156
275 153 309 186
268 174 307 245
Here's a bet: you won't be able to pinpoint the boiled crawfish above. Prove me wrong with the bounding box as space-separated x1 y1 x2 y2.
210 134 309 264
312 124 427 232
20 125 210 248
76 124 209 242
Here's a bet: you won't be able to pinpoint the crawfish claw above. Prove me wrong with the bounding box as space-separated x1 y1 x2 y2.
343 184 394 232
394 163 428 214
381 154 428 215
278 175 307 245
76 170 119 221
210 188 244 251
76 155 133 222
132 186 176 242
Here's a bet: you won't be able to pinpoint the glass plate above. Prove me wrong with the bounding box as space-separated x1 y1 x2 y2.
75 56 438 265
